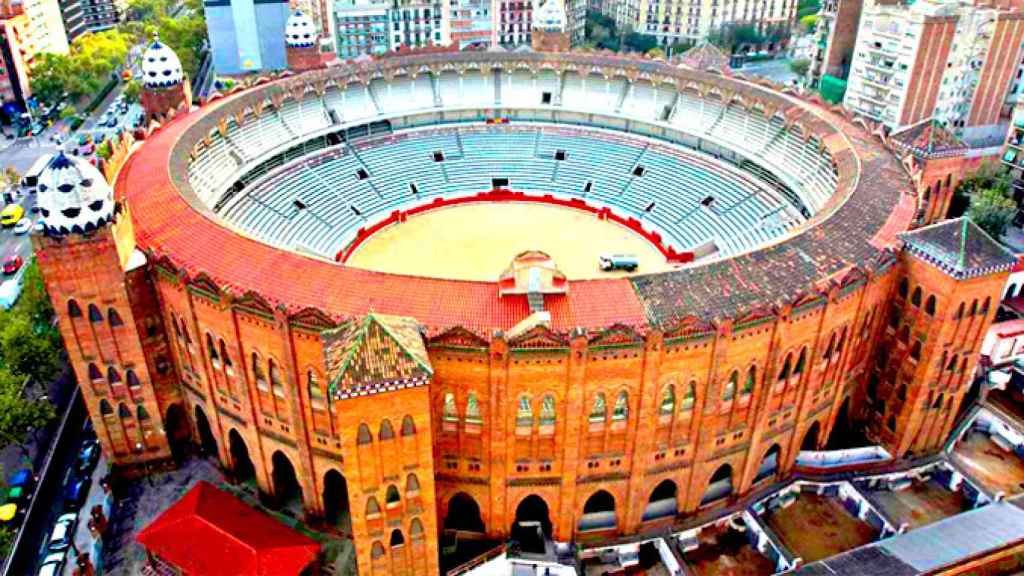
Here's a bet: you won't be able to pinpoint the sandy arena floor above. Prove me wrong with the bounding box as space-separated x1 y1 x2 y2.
345 203 676 281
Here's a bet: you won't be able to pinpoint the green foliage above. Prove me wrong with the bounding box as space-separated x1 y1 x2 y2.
585 10 621 51
797 0 822 18
623 32 659 53
646 47 665 59
14 263 55 333
708 24 766 51
30 30 133 105
123 80 142 104
790 58 811 77
58 105 78 121
96 140 114 161
800 14 819 32
120 0 206 79
0 367 56 457
0 315 60 386
968 187 1017 240
127 0 168 20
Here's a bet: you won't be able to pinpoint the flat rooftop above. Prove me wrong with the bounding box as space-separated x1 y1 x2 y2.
682 522 775 576
986 386 1024 426
864 478 966 530
951 430 1024 496
762 492 878 564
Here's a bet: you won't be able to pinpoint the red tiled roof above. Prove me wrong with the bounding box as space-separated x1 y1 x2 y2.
135 482 319 576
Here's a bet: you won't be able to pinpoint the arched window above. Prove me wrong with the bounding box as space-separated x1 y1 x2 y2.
251 353 266 382
442 392 458 422
836 327 847 354
794 348 807 375
779 353 792 381
898 325 910 344
99 399 113 416
385 485 401 505
823 333 836 360
910 341 921 361
540 394 556 425
516 396 533 427
743 366 756 395
366 497 381 517
410 518 424 538
206 334 219 362
969 299 978 316
137 406 150 420
108 308 123 327
982 297 991 314
898 279 908 299
371 541 385 559
268 359 282 392
219 340 232 368
911 287 922 307
68 300 82 318
107 367 121 384
887 415 896 431
401 415 416 436
955 302 965 319
379 420 395 440
947 354 959 372
406 473 420 495
612 391 628 420
959 357 968 373
117 403 132 419
307 370 325 409
88 304 103 323
722 371 737 401
357 423 373 445
589 393 607 422
896 384 907 401
126 370 141 389
390 529 405 547
890 307 901 329
179 319 191 344
88 363 102 382
659 384 675 415
933 393 944 409
466 392 482 424
925 295 936 316
681 382 695 411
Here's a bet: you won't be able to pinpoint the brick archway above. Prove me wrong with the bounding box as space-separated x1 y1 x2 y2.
444 492 485 533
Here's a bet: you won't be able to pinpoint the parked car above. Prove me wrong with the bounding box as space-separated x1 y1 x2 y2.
36 550 66 576
46 513 77 552
0 204 24 227
598 253 639 272
13 218 31 235
3 255 23 275
76 440 99 475
62 475 90 511
33 221 44 234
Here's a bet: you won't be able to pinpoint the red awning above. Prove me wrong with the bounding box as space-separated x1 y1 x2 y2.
135 481 319 576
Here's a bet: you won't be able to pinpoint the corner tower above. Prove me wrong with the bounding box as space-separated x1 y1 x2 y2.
889 119 971 226
139 35 192 123
867 218 1015 457
33 151 181 471
530 0 570 52
285 10 322 72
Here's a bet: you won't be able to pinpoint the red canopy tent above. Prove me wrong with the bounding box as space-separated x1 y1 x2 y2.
135 481 320 576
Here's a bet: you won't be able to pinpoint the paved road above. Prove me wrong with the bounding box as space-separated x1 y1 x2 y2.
738 58 799 87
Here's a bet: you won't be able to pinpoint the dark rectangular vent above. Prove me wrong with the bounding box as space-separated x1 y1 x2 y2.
433 151 445 162
632 165 645 177
293 199 307 210
701 196 715 207
410 182 419 194
492 178 509 189
356 168 369 180
554 150 566 161
541 91 552 104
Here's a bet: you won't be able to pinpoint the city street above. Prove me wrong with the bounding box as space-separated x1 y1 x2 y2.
738 57 799 86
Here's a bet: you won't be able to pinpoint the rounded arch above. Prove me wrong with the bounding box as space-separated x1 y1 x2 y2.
389 528 405 547
270 450 303 508
228 429 256 484
445 492 485 533
801 420 821 451
827 397 853 449
513 494 551 536
579 490 617 531
322 469 351 531
643 480 678 521
701 464 733 506
754 444 781 482
385 484 401 506
164 403 190 462
379 419 395 441
193 405 218 457
357 423 373 445
401 415 416 436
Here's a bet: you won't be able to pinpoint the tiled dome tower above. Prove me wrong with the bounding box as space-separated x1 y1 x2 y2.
37 150 116 236
139 34 193 122
286 10 322 71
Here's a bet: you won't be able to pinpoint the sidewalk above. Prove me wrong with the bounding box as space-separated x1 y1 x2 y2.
63 454 111 576
0 368 73 488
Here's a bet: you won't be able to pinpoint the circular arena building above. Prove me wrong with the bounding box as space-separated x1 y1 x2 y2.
32 46 1017 576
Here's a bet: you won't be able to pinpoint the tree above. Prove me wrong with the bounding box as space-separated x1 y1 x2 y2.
59 105 78 121
14 262 55 334
30 30 133 105
623 32 658 53
790 58 811 77
2 167 18 188
967 186 1017 239
800 14 819 32
123 80 142 104
0 314 61 385
0 368 56 458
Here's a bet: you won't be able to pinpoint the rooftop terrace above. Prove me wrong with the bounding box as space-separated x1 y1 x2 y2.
681 522 775 576
862 478 966 530
761 492 877 564
951 430 1024 497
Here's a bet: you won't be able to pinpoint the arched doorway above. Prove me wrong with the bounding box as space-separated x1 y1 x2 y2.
193 406 218 457
643 480 677 521
827 398 853 449
444 492 485 533
164 403 190 462
754 445 781 483
322 470 351 533
513 495 552 536
801 421 821 451
271 451 303 509
228 429 256 485
701 464 733 506
578 490 617 531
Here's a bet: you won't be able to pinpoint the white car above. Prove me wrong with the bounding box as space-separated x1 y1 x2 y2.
46 513 77 552
33 221 44 234
13 218 31 235
36 550 65 576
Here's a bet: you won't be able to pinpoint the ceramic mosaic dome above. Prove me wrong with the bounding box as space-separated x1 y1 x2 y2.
37 150 115 236
142 37 184 89
286 10 318 48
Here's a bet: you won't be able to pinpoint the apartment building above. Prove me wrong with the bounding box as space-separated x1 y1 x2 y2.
805 0 863 88
79 0 123 31
0 14 30 106
334 0 390 57
634 0 796 47
389 0 448 49
58 0 85 41
449 0 492 48
844 0 1024 134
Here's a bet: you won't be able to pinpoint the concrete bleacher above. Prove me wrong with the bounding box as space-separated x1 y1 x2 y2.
187 70 842 261
219 124 802 260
